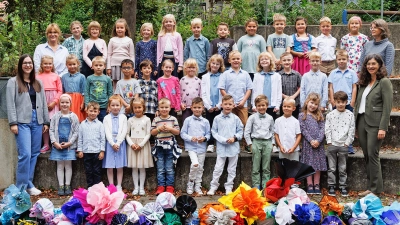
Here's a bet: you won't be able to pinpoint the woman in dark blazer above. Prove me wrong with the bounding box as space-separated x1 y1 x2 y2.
354 54 393 196
6 54 50 195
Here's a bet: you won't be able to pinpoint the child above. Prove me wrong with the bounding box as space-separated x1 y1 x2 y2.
150 98 181 195
82 21 107 77
325 91 355 197
244 95 274 189
290 17 316 75
157 14 184 78
61 54 86 122
340 16 368 72
157 59 181 117
77 101 105 187
267 13 292 70
299 93 327 195
138 60 158 124
300 51 328 110
84 56 113 122
36 55 63 153
279 52 302 118
184 18 210 79
237 18 267 80
207 95 243 196
103 95 127 191
315 17 337 75
210 22 237 69
180 97 211 195
135 23 158 80
114 59 142 116
274 98 301 160
62 21 85 67
107 18 135 87
49 94 79 196
201 54 225 153
180 58 201 122
126 97 154 195
251 52 282 120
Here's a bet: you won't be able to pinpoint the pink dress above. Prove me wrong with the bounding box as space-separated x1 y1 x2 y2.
291 33 316 75
36 72 63 118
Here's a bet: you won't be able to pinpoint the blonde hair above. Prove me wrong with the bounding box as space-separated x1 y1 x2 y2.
348 16 362 30
161 59 174 69
257 52 276 72
319 16 332 24
159 14 177 36
159 97 171 106
45 23 62 43
335 49 348 59
191 18 202 27
308 51 321 60
87 21 101 36
217 22 229 30
301 93 324 122
66 54 81 70
69 21 83 31
59 94 72 107
183 58 199 76
229 50 241 59
283 97 296 107
273 13 286 23
206 54 225 73
112 18 131 37
280 52 293 60
92 56 106 65
140 23 154 36
254 94 269 106
39 55 55 73
130 97 146 113
86 101 100 111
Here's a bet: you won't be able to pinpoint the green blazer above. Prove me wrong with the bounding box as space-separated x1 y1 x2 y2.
354 78 393 131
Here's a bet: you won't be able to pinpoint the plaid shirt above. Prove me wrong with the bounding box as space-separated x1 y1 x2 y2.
279 69 302 106
139 79 158 114
62 36 85 64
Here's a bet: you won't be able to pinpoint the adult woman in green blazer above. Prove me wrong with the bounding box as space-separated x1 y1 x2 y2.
354 54 393 196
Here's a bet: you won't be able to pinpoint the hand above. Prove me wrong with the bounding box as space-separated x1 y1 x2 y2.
237 101 245 109
43 125 49 133
155 111 159 117
304 51 312 59
174 109 180 113
181 103 186 111
162 123 169 132
350 101 355 107
154 71 158 76
112 144 119 151
287 147 295 153
177 66 183 73
279 146 286 153
78 152 83 158
197 137 205 143
53 142 62 150
295 52 304 58
125 106 131 114
320 107 326 112
106 69 111 76
273 107 279 112
135 145 142 150
226 137 235 144
377 130 386 140
214 107 220 111
208 108 214 113
134 72 139 79
282 94 288 99
10 125 18 134
330 100 336 107
313 141 320 148
48 102 56 111
98 152 104 160
191 137 198 142
131 144 137 150
252 107 257 112
60 142 71 149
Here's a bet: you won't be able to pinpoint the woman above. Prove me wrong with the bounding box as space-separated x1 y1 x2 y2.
6 54 50 195
33 23 69 76
359 19 395 76
354 54 393 196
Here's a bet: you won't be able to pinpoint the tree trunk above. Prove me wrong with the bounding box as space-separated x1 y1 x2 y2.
122 0 137 41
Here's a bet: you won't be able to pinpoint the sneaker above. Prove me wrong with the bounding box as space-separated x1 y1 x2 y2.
139 189 146 196
225 188 232 195
132 189 139 195
194 184 203 195
328 186 336 196
244 145 252 154
314 184 321 195
187 181 194 195
27 187 42 196
155 186 165 195
207 188 216 196
307 185 314 194
207 145 214 153
272 145 279 153
64 185 72 195
340 187 349 197
348 145 355 154
58 185 65 196
40 145 50 154
116 185 123 192
166 186 175 194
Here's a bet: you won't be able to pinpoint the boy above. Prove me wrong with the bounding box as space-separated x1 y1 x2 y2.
207 95 243 196
114 59 142 116
184 18 210 78
209 22 238 69
150 98 181 195
279 52 302 118
180 97 211 195
138 59 158 124
244 95 274 189
62 21 85 68
315 17 337 75
274 98 302 160
267 13 292 70
325 91 355 197
300 51 328 111
84 56 113 122
328 50 358 153
77 102 105 187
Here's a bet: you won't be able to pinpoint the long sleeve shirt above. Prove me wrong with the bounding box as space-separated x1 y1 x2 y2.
77 118 105 153
61 72 86 95
325 109 355 147
49 112 80 150
180 76 201 108
180 115 211 153
107 36 135 69
157 76 181 110
183 35 210 73
218 68 253 107
244 112 274 145
85 74 113 109
359 38 395 75
211 112 243 157
157 32 184 66
300 70 328 107
33 43 69 76
139 79 158 114
62 36 85 65
36 72 63 104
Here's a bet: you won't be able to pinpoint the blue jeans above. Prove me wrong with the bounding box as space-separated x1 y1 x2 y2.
15 110 43 189
156 149 175 186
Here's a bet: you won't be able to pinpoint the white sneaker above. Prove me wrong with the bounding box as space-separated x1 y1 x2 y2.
139 189 146 196
132 189 139 195
116 185 123 192
27 187 42 196
194 184 203 195
187 181 194 194
272 145 279 153
207 188 216 196
225 188 232 195
207 145 214 153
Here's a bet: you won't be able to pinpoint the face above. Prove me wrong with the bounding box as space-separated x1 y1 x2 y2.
164 18 175 31
121 63 134 77
366 58 380 75
259 56 271 71
281 55 293 69
185 65 196 77
221 99 234 114
335 99 347 112
90 27 100 38
217 25 229 38
295 19 307 34
21 57 33 75
66 60 78 74
109 99 121 115
41 59 53 72
86 107 100 121
282 101 296 117
228 53 242 69
245 22 257 36
370 23 382 38
336 56 348 70
273 20 286 33
320 22 332 36
349 19 361 33
141 65 152 78
71 24 83 38
162 62 174 76
47 29 59 43
191 24 202 37
210 60 221 74
307 99 319 113
59 97 71 112
132 102 144 116
191 103 204 117
309 57 321 71
255 101 268 114
115 22 126 37
93 62 105 75
159 103 171 116
141 27 152 39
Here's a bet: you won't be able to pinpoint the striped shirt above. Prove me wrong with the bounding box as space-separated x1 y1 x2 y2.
151 116 179 140
279 69 302 106
139 79 158 114
77 118 105 153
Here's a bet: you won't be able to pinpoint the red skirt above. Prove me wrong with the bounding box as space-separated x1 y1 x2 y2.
68 93 86 122
292 56 310 75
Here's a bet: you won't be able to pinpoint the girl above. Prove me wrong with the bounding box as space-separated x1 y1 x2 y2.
340 16 369 72
107 18 135 87
49 94 79 196
251 52 282 120
36 55 63 153
157 14 184 78
290 17 316 75
126 97 153 195
157 59 181 117
201 54 225 153
299 93 327 195
61 54 86 122
135 23 158 80
237 18 267 80
180 58 201 122
103 95 128 191
139 59 158 124
81 21 107 77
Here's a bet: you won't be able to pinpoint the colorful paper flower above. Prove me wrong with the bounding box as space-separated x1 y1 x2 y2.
156 192 176 209
3 184 31 214
321 215 345 225
121 201 143 223
160 211 182 225
287 188 310 213
198 203 226 225
205 208 236 225
319 195 344 216
61 197 88 224
275 200 294 225
293 202 322 225
264 178 295 203
141 202 164 225
29 198 55 223
352 194 384 225
176 195 197 219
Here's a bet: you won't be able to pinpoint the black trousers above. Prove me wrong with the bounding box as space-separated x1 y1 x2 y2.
83 152 102 187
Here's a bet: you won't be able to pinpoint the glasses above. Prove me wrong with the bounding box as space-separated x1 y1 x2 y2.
22 62 33 65
122 67 133 70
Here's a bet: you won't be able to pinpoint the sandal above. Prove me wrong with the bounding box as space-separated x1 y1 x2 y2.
307 184 314 194
314 184 321 195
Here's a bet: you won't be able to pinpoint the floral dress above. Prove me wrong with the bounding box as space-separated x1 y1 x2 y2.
340 33 369 72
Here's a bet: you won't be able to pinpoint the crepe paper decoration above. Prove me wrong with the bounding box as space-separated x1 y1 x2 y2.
141 202 164 225
264 177 295 203
29 198 55 223
160 211 182 225
287 188 310 213
121 201 144 223
352 194 385 225
321 215 345 225
176 195 197 218
16 219 38 225
275 200 294 225
263 205 277 219
275 158 316 182
293 202 322 225
319 195 344 216
3 184 31 214
205 208 236 225
61 197 88 225
348 218 373 225
156 192 176 209
198 203 226 225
